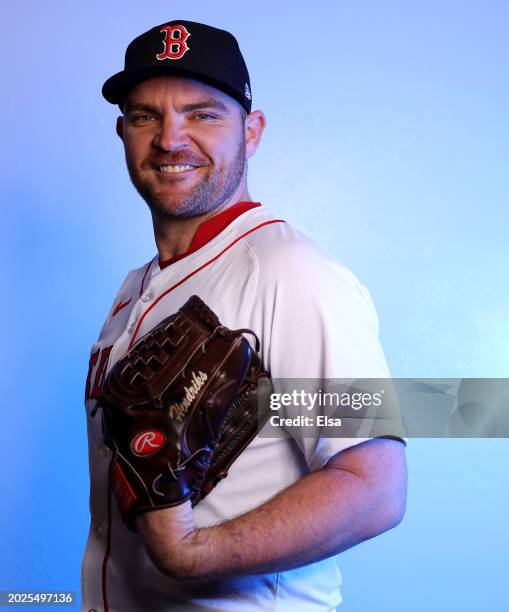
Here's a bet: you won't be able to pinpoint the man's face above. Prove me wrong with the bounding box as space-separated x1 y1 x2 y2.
118 75 247 219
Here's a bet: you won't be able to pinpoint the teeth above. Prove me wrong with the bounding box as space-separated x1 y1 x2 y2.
158 164 195 174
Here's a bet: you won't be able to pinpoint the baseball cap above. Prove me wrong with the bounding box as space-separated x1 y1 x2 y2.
102 20 252 113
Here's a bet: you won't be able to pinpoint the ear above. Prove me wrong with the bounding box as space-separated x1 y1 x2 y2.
116 116 124 141
244 110 266 159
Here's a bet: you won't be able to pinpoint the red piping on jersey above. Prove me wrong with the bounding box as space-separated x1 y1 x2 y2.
128 219 285 350
112 298 132 318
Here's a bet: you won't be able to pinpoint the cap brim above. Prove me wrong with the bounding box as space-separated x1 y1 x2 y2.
102 65 247 111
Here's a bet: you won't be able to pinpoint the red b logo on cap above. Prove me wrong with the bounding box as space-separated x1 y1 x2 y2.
131 430 166 456
156 25 191 61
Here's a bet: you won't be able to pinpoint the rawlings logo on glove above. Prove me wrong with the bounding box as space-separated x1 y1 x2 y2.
130 431 166 456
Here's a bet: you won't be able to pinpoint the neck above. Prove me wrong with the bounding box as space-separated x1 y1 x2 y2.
152 186 252 262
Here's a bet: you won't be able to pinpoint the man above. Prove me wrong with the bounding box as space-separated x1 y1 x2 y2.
83 19 407 611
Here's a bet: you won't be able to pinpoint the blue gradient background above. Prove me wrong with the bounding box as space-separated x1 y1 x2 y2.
2 1 508 610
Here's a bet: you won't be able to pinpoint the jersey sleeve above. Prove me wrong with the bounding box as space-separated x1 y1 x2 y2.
259 232 400 470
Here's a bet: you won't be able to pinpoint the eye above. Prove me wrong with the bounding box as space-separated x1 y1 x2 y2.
128 113 156 123
193 112 216 120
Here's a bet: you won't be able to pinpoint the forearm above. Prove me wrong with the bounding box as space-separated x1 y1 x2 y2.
137 461 402 579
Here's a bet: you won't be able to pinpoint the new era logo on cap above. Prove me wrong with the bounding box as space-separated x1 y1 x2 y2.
102 20 253 113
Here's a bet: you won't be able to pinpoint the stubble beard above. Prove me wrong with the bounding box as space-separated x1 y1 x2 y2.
126 135 247 220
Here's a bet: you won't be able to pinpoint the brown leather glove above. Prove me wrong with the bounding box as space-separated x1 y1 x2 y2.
98 295 270 527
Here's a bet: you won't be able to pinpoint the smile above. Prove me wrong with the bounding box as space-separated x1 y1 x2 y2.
157 164 198 174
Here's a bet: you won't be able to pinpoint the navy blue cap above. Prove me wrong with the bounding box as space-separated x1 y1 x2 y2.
102 20 252 112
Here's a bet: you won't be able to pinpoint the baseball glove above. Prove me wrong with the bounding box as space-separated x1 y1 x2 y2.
97 295 271 527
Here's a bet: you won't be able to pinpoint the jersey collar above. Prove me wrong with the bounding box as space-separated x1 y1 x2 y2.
159 201 261 270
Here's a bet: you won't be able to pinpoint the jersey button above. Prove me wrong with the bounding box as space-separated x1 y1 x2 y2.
127 322 136 334
93 523 103 539
98 446 109 457
141 292 153 303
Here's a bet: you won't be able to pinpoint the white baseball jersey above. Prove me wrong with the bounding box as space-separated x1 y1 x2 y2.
82 202 393 611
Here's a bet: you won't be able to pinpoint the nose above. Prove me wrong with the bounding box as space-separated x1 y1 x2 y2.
153 116 189 151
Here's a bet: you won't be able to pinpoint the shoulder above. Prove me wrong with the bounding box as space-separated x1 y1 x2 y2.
236 206 356 277
236 207 377 325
